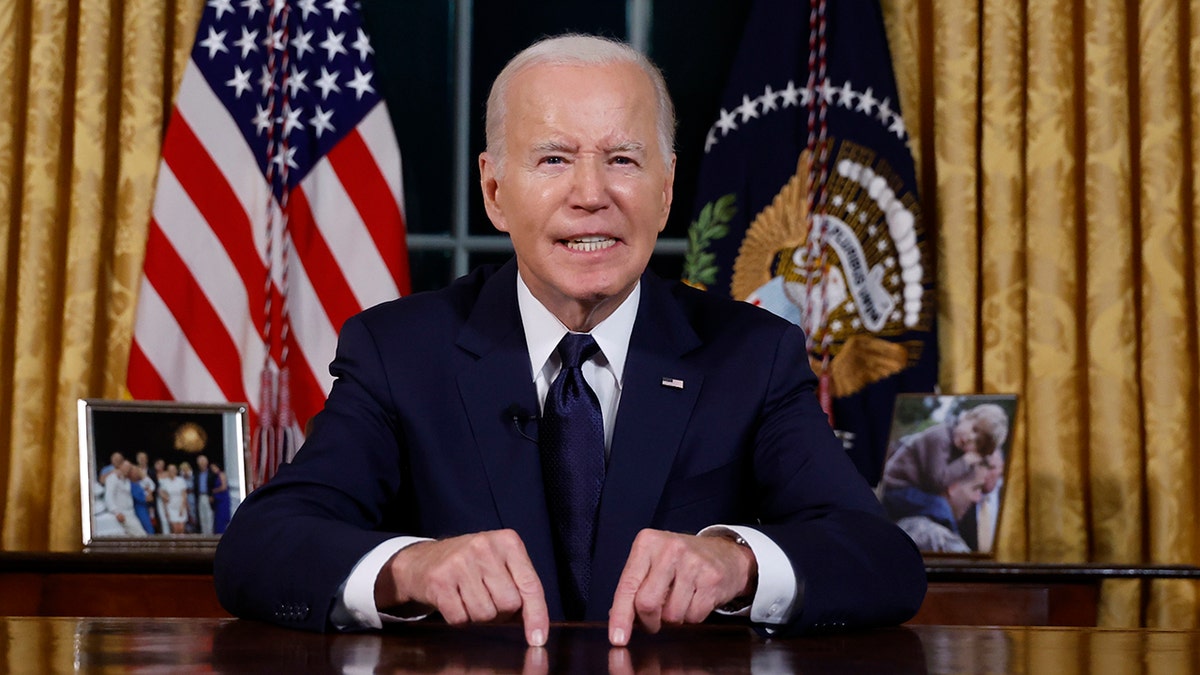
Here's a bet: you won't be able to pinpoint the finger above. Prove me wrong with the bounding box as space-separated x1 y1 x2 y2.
505 543 549 647
608 538 653 645
660 582 696 625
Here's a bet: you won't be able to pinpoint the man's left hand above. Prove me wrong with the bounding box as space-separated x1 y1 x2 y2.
607 529 756 646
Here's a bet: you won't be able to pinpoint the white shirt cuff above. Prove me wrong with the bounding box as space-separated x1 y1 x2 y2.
331 536 431 630
699 524 798 626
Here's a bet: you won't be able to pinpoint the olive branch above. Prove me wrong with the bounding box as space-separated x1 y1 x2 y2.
682 193 737 288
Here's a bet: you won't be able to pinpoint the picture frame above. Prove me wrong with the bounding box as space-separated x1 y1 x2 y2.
77 399 250 549
877 393 1018 557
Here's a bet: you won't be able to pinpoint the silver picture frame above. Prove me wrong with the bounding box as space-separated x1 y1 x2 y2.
878 393 1018 558
77 399 249 550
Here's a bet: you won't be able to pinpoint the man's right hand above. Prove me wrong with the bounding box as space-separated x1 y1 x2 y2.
374 529 549 647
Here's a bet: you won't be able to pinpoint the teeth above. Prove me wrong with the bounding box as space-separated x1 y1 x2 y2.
565 236 616 252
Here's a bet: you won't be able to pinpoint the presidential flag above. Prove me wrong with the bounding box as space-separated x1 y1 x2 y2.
684 0 937 485
127 0 409 487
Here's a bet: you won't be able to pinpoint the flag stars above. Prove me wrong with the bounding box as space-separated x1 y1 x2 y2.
226 65 253 98
208 0 235 20
271 145 299 170
281 103 305 136
876 97 893 125
252 104 272 135
296 0 319 21
715 107 739 136
347 67 375 99
857 87 877 115
234 26 259 59
704 127 719 153
326 0 351 22
285 66 309 97
266 28 285 53
817 78 838 105
315 66 341 99
199 27 229 59
736 94 759 123
241 0 264 19
780 80 801 107
889 114 907 139
760 85 780 112
838 81 857 109
292 28 315 58
310 106 335 138
351 28 374 61
320 28 348 60
258 65 275 96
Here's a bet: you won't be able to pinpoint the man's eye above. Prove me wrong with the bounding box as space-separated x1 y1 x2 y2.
541 156 565 165
612 156 635 165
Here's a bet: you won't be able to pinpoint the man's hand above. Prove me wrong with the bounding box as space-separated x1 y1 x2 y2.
608 529 757 646
374 529 549 647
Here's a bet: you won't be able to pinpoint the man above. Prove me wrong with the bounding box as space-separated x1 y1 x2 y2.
214 34 925 646
195 454 214 534
960 448 1005 553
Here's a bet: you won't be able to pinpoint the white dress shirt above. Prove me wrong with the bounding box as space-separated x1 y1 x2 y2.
331 272 798 629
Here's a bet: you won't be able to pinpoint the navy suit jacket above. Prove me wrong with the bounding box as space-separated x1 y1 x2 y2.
214 260 926 634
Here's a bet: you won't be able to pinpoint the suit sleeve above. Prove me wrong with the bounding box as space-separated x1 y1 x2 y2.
749 323 927 634
213 314 410 632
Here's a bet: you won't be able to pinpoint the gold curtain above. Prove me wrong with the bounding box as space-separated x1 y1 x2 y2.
884 0 1199 628
0 0 202 550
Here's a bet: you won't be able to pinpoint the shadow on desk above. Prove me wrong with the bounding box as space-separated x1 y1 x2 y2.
208 621 928 674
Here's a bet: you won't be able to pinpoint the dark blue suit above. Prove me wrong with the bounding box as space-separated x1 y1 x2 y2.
214 260 925 633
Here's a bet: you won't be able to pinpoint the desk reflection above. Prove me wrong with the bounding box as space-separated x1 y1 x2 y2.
208 620 928 674
10 616 1198 674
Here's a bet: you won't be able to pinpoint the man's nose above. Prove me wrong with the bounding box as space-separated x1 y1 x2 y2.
570 158 610 211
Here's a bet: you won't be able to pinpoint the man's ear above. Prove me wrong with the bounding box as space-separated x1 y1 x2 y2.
479 152 509 233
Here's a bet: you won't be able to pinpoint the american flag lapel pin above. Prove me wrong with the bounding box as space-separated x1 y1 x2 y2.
661 376 684 390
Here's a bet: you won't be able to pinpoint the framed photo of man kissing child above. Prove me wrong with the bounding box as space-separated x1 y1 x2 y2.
878 394 1019 557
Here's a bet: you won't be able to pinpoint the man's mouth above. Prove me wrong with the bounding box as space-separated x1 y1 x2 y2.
563 236 617 252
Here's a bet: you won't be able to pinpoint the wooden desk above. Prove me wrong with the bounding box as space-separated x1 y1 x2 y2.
2 617 1197 673
917 560 1200 626
2 552 1198 627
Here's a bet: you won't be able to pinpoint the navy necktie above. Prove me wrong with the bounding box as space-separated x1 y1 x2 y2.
539 333 605 619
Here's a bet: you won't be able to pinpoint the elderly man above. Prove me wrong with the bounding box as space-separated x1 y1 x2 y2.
215 33 925 647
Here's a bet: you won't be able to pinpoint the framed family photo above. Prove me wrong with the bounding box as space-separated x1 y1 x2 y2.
877 393 1018 557
77 399 250 549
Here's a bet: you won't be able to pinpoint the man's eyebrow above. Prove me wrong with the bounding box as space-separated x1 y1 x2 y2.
605 141 646 154
532 141 577 154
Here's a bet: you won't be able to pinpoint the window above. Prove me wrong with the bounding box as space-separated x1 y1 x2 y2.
362 1 750 292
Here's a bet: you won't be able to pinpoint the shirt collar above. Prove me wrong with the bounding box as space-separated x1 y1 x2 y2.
516 271 639 385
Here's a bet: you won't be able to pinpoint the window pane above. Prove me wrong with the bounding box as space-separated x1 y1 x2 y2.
362 1 455 237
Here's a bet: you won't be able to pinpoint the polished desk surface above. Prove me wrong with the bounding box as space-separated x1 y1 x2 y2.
2 617 1198 674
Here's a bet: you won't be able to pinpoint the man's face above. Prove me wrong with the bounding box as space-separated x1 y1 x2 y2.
198 456 209 470
946 469 986 519
983 452 1005 493
479 61 675 329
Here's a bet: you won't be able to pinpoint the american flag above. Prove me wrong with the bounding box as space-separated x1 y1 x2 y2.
128 0 409 487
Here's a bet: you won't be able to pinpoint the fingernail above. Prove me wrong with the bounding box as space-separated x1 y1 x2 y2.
531 629 545 646
611 628 625 645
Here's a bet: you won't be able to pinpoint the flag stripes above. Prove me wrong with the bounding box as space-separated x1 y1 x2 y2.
128 1 409 486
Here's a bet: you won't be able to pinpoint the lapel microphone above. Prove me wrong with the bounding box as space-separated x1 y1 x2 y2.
504 403 539 443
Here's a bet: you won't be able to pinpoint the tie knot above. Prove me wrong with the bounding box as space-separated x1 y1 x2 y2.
557 333 599 369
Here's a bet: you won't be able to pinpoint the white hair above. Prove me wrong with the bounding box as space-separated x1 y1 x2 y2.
484 33 676 172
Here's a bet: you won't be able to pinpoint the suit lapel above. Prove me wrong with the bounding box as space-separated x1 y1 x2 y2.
455 261 563 617
587 274 703 618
